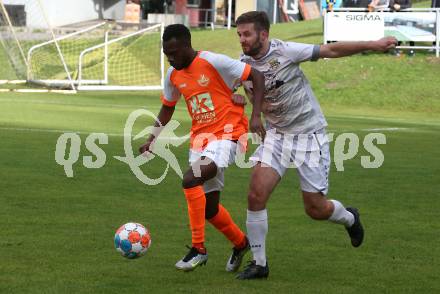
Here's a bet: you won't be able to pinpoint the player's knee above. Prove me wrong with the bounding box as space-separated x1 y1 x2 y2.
248 190 266 209
205 203 219 219
182 170 203 188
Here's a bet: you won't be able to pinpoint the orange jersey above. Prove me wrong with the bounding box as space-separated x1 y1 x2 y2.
161 51 251 150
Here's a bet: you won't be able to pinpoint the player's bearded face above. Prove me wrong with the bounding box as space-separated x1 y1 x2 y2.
244 34 263 56
237 24 264 57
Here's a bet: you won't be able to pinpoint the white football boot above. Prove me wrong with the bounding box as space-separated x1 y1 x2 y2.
226 238 250 272
175 246 208 271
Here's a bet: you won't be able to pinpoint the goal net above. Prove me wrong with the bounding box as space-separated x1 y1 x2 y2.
0 0 76 91
78 23 164 91
27 21 107 88
0 1 164 92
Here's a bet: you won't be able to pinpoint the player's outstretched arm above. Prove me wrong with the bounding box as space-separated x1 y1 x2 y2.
247 67 266 140
319 36 398 59
139 105 175 155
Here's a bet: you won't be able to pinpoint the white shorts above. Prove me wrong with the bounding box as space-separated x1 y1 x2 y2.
250 129 330 195
189 139 238 193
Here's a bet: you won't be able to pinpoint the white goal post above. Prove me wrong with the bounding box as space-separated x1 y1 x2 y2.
0 0 81 92
26 21 107 88
1 0 165 92
77 23 165 91
0 0 27 84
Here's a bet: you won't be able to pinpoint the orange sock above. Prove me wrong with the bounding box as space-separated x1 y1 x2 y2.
192 242 206 253
183 186 206 247
208 204 246 248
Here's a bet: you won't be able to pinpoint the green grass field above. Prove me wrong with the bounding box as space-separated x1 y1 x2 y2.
1 15 440 293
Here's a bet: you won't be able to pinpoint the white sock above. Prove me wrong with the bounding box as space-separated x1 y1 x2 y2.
328 200 354 227
246 209 268 266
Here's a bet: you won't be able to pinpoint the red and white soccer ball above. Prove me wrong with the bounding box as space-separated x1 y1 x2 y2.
114 222 151 259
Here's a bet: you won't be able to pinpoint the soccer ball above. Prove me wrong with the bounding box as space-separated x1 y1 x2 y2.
114 222 151 259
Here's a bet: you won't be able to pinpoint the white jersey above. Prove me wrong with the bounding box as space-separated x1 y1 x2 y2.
240 39 327 134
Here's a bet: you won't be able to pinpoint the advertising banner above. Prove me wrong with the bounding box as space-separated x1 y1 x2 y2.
384 12 436 42
325 11 437 42
325 12 384 41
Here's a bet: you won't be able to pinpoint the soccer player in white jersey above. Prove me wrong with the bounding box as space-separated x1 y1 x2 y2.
234 11 398 279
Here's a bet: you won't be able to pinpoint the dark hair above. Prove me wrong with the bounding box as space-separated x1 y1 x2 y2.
163 24 191 45
235 11 270 32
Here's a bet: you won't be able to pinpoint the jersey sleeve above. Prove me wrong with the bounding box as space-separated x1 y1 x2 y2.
161 67 181 107
199 51 251 90
283 42 320 63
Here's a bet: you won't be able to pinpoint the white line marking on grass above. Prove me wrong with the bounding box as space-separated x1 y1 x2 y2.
327 127 412 132
15 89 49 93
0 98 157 110
361 127 409 131
0 80 26 84
0 126 190 141
1 126 414 136
2 125 412 142
0 126 125 137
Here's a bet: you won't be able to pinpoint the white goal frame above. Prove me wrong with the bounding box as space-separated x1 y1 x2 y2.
26 21 107 87
77 23 165 91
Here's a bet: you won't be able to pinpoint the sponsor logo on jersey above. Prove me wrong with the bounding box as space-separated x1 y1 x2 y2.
268 58 280 70
197 74 210 87
188 92 216 123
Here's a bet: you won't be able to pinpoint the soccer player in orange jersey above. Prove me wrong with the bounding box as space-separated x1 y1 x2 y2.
139 24 265 272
